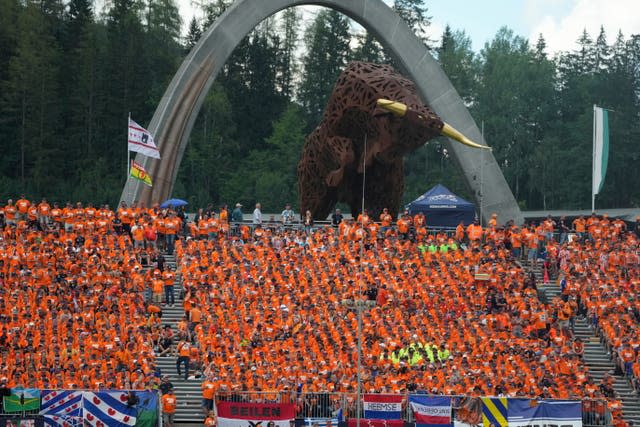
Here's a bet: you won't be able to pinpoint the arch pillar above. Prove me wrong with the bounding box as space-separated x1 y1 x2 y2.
120 0 523 225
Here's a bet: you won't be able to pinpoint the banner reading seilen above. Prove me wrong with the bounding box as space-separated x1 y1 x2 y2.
507 399 582 427
216 401 296 427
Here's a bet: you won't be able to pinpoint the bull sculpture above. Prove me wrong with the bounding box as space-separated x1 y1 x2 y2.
297 61 488 220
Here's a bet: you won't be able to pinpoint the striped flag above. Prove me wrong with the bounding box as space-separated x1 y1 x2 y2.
410 396 452 427
481 397 507 427
130 160 153 187
592 105 609 197
363 395 403 420
128 118 160 159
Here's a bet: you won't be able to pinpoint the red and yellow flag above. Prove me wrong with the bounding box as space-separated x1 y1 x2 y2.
130 160 152 187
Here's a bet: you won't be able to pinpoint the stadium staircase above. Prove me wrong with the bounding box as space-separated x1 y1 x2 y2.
532 265 640 425
155 253 204 425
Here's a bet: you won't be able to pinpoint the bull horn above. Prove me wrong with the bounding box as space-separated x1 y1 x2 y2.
441 122 492 150
376 99 407 117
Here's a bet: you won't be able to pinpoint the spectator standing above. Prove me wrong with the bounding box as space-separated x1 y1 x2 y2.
164 212 180 255
303 210 314 234
37 198 51 229
15 195 31 221
379 208 392 233
4 199 16 226
201 374 216 413
558 216 570 244
163 268 176 307
281 203 295 226
176 340 191 380
253 203 262 226
232 203 243 222
161 389 177 427
331 208 343 227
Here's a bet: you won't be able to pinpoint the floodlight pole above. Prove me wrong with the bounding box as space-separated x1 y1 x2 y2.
356 132 367 427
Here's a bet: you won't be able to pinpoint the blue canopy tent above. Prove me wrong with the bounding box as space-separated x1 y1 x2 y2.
407 184 476 228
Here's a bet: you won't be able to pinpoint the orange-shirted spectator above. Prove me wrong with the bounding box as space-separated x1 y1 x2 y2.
27 205 38 223
131 221 145 248
164 213 180 255
488 213 497 229
163 269 176 306
4 199 17 225
356 210 370 226
15 196 30 220
204 411 216 427
455 221 465 242
37 198 51 229
201 375 216 413
50 202 62 225
511 227 522 259
379 208 392 231
176 341 191 380
152 272 164 304
397 215 410 238
162 390 177 427
466 219 483 242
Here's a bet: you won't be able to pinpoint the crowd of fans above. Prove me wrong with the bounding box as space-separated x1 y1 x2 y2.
0 196 639 426
0 197 169 390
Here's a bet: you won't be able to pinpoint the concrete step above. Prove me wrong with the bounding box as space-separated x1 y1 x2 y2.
529 281 640 426
156 252 200 422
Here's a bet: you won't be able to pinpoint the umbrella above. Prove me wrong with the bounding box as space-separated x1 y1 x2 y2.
160 198 188 209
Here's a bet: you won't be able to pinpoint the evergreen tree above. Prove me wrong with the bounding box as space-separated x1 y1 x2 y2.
437 25 477 103
392 0 432 48
101 0 151 190
186 16 201 50
223 104 307 211
475 27 554 206
352 31 385 63
2 0 61 194
298 9 351 126
274 7 299 99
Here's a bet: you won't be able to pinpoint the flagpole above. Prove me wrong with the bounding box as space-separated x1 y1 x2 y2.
480 120 484 224
591 105 596 213
128 112 132 180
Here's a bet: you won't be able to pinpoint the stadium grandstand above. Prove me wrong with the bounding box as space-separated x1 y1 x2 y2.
0 198 638 427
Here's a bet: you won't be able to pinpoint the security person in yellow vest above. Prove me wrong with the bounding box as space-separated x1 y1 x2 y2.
437 344 450 362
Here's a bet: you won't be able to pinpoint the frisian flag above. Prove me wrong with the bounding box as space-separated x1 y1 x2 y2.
82 391 137 427
409 396 452 427
363 395 403 420
128 118 160 159
507 399 582 427
40 390 83 427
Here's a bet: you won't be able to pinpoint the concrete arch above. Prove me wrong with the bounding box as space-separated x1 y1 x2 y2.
120 0 523 225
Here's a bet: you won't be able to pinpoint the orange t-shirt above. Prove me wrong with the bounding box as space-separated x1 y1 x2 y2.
162 394 177 413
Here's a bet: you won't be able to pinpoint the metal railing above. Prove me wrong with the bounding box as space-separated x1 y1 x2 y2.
214 392 613 427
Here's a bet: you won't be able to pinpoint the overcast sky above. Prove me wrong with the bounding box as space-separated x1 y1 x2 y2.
176 0 640 55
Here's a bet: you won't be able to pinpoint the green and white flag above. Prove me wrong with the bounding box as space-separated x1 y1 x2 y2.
2 388 41 412
592 105 609 196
